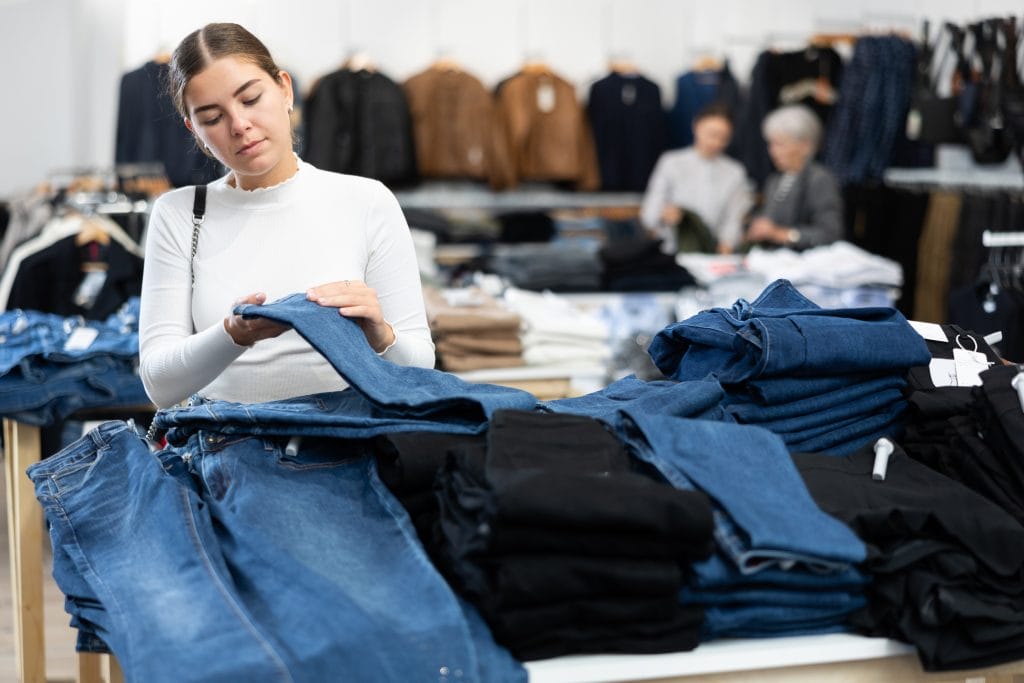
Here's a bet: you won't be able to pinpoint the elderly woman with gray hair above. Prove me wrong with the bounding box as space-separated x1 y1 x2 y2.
746 104 843 249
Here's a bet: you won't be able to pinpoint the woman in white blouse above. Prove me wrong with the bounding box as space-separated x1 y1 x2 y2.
640 103 752 254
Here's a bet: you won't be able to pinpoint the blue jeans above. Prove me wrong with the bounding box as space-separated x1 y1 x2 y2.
744 371 893 404
157 390 506 445
541 375 727 423
648 279 930 383
681 585 864 609
700 603 862 639
725 375 906 422
237 294 536 419
613 410 866 571
28 421 525 682
689 552 870 591
0 356 148 426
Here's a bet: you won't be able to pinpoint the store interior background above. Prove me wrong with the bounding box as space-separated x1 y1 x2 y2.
3 0 1024 199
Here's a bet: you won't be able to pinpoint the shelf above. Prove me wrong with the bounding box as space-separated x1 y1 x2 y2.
884 167 1024 192
395 181 643 210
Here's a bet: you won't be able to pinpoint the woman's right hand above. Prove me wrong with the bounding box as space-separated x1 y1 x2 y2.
661 205 683 226
223 292 288 346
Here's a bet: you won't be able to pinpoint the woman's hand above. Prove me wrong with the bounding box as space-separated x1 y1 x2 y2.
661 205 683 226
746 217 789 245
307 280 396 352
223 292 289 346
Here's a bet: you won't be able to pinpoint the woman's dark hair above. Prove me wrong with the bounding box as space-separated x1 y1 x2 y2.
167 23 283 120
693 102 734 125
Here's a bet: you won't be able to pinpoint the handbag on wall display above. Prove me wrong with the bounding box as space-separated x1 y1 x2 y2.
906 22 959 145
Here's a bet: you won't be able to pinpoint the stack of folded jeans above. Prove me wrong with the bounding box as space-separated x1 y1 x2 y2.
432 409 713 661
547 377 869 639
35 294 535 682
0 297 148 425
647 279 931 454
795 441 1024 671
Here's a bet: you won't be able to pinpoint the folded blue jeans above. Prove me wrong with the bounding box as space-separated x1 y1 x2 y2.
611 410 866 571
700 603 862 639
690 552 870 591
542 375 727 423
648 279 930 383
158 390 501 445
681 586 865 609
236 294 537 420
789 405 907 455
724 375 907 423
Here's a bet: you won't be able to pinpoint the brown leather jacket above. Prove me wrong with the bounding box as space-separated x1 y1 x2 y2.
403 67 514 189
495 68 600 190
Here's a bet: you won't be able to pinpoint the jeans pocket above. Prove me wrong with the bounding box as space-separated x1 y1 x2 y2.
49 451 105 496
273 439 365 471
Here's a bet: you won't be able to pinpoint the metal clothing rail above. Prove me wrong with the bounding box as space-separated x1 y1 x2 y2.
982 230 1024 248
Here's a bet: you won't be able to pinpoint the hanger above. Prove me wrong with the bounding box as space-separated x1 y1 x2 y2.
343 50 377 73
692 54 723 72
431 55 462 72
75 216 111 247
608 56 639 76
521 60 552 75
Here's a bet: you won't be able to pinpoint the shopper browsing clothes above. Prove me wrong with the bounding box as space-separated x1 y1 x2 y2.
745 104 843 249
139 22 435 408
640 103 752 254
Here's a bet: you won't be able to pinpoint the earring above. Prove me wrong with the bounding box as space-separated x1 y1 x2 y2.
287 104 294 114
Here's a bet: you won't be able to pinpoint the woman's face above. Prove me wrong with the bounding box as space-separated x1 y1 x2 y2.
184 56 294 190
692 115 733 158
767 134 812 173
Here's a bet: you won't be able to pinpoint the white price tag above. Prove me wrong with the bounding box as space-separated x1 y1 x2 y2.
64 326 99 352
536 82 556 113
909 320 948 343
952 348 991 387
928 358 959 388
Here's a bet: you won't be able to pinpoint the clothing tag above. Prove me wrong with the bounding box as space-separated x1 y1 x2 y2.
906 109 922 140
928 358 959 387
64 326 99 352
621 83 637 106
536 82 556 113
73 270 108 309
953 348 991 386
909 320 948 343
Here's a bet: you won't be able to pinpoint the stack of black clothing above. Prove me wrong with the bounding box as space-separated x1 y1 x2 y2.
598 238 696 292
901 326 1024 527
379 410 714 661
487 243 602 292
794 441 1024 671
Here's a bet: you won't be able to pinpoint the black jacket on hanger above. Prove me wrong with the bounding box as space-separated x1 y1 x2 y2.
587 73 666 191
6 235 143 319
115 61 223 188
303 69 417 186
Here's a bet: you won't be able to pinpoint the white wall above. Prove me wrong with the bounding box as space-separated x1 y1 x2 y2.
2 0 1023 198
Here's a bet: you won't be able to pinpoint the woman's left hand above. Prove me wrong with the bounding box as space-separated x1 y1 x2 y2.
306 280 395 352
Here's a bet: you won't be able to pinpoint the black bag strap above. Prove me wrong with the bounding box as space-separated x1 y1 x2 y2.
146 184 208 445
190 184 207 286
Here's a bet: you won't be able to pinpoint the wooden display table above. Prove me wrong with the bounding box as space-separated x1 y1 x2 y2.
4 418 124 683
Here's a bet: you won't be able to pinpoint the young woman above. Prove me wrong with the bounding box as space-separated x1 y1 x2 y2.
640 103 752 254
139 23 435 408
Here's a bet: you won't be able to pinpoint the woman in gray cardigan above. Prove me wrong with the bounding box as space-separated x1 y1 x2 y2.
746 105 843 249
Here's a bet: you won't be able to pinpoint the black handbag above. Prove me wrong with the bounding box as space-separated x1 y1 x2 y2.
965 19 1014 164
906 22 959 144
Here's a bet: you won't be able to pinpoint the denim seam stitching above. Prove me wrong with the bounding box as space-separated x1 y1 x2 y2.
175 484 295 683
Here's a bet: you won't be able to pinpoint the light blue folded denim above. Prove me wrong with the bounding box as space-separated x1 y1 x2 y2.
612 410 866 571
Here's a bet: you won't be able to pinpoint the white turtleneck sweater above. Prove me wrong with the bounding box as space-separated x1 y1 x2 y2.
139 159 435 408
